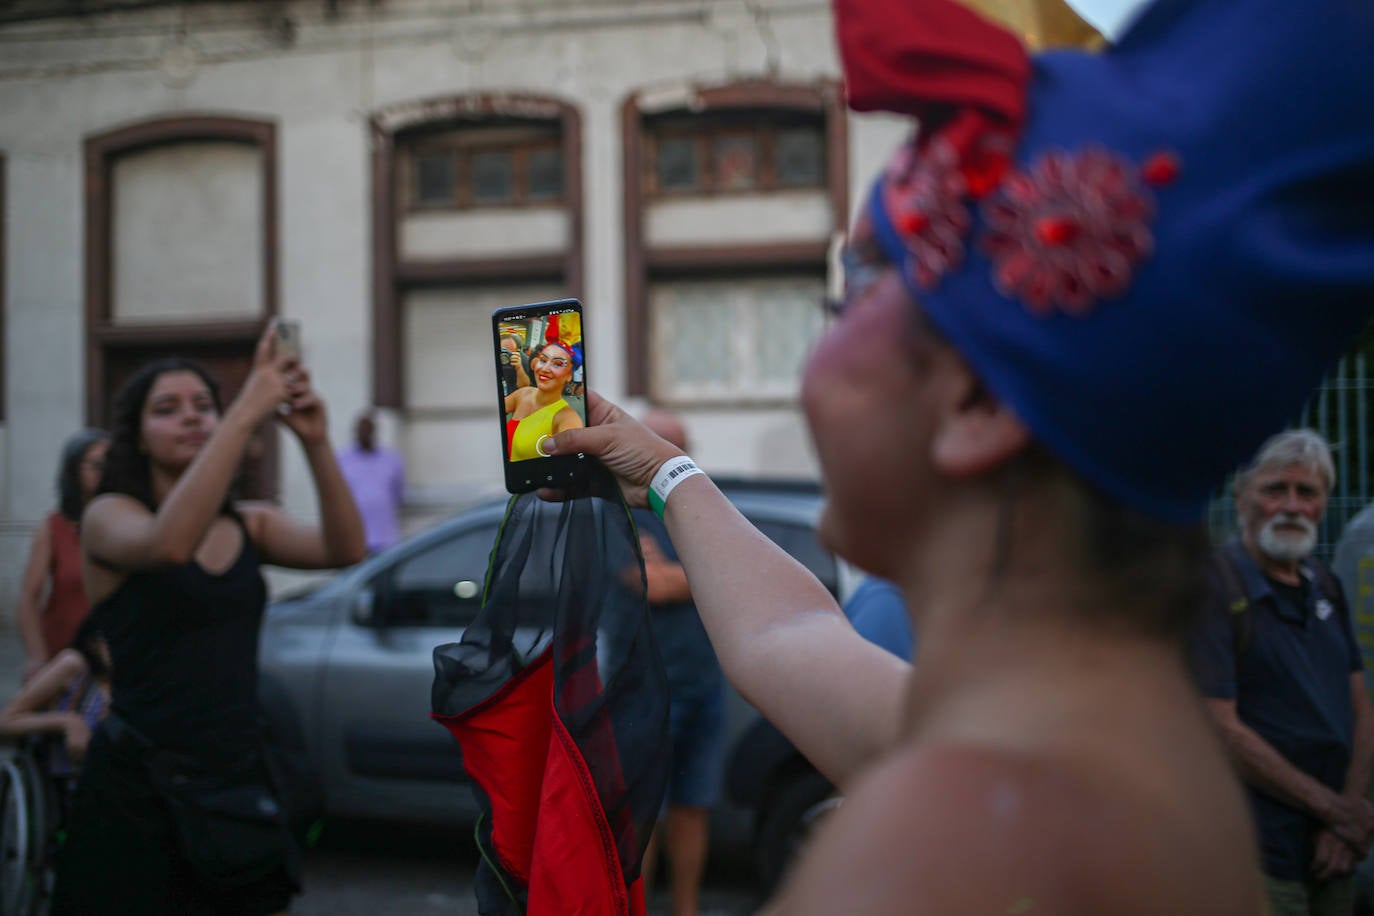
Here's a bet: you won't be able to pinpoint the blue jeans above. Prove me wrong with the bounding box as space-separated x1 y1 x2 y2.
664 687 725 809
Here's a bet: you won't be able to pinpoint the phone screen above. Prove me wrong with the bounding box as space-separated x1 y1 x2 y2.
275 320 302 361
492 299 588 493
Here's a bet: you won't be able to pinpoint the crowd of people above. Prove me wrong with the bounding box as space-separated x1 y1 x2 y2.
4 0 1374 913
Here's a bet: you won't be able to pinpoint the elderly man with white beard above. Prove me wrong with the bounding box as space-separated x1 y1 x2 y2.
1193 429 1374 916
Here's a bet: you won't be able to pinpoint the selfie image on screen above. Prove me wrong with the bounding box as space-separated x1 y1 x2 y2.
500 308 586 462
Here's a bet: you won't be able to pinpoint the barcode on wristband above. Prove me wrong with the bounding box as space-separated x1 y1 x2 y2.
651 456 703 506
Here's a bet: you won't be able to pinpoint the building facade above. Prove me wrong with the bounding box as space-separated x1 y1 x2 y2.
0 0 1110 606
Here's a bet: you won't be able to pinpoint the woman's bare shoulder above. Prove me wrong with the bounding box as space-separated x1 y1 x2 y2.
554 405 584 431
770 742 1263 916
509 386 536 414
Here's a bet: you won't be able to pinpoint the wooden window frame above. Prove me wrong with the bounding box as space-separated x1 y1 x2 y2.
644 119 825 199
83 115 278 427
371 94 583 409
520 141 565 203
623 80 848 397
401 126 567 213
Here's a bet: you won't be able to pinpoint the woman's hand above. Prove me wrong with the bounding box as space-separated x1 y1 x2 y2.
233 322 329 444
233 322 297 425
542 391 682 507
279 365 330 446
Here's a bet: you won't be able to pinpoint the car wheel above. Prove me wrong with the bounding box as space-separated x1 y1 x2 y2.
755 769 841 895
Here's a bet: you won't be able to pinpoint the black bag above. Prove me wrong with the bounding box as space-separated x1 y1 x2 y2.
145 753 295 893
106 714 297 894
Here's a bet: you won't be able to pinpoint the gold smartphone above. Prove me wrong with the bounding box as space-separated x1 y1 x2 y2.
274 319 302 361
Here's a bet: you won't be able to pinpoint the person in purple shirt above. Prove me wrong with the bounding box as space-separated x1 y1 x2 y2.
336 411 405 554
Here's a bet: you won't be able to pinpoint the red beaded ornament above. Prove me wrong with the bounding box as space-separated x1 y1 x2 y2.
881 138 972 289
980 147 1170 316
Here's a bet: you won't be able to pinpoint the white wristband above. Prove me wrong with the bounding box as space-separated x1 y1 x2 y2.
648 456 704 518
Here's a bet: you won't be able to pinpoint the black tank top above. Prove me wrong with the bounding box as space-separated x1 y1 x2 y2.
94 514 268 766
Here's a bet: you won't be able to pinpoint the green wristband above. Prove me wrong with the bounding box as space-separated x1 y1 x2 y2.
647 456 702 521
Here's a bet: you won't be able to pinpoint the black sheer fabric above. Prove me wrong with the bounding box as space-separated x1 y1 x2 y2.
432 464 669 915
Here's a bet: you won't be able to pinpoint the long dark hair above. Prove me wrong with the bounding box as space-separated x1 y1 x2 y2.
57 428 110 522
97 358 234 512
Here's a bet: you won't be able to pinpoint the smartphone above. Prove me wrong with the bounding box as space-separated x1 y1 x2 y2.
274 319 302 362
493 298 588 493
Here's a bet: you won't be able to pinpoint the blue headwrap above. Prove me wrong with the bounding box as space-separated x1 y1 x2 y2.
843 0 1374 522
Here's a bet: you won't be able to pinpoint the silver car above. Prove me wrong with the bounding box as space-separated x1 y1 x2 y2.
257 480 859 883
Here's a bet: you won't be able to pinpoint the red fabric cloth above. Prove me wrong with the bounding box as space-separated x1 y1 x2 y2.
436 654 554 883
834 0 1030 129
41 513 90 658
434 647 646 916
528 717 644 916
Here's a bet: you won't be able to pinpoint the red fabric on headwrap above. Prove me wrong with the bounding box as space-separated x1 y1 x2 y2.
834 0 1030 130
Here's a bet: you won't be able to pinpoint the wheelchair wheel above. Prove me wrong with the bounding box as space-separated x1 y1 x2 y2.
0 753 50 916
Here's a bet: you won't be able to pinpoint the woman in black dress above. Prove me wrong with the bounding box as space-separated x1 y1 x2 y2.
53 322 366 915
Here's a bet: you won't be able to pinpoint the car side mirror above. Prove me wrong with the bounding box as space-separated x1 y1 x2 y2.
351 587 376 626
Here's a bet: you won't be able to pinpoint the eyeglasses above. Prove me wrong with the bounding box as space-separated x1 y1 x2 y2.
822 243 892 318
533 355 571 370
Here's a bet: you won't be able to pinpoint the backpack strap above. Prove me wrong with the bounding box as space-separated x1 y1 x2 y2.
1215 545 1254 660
1307 557 1343 608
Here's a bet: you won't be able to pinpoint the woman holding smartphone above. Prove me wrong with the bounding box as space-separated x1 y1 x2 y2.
52 321 365 915
532 0 1374 910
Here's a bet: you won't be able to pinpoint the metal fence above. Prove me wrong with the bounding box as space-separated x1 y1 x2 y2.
1206 352 1374 559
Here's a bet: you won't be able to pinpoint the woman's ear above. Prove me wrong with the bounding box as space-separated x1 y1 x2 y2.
929 364 1029 479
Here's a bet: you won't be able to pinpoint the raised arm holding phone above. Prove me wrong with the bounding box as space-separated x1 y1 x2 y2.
52 319 365 915
530 0 1374 909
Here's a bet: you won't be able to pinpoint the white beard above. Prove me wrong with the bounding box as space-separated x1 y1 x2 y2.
1257 513 1318 563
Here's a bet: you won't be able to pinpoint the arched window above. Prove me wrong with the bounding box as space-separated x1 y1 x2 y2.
84 115 278 497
